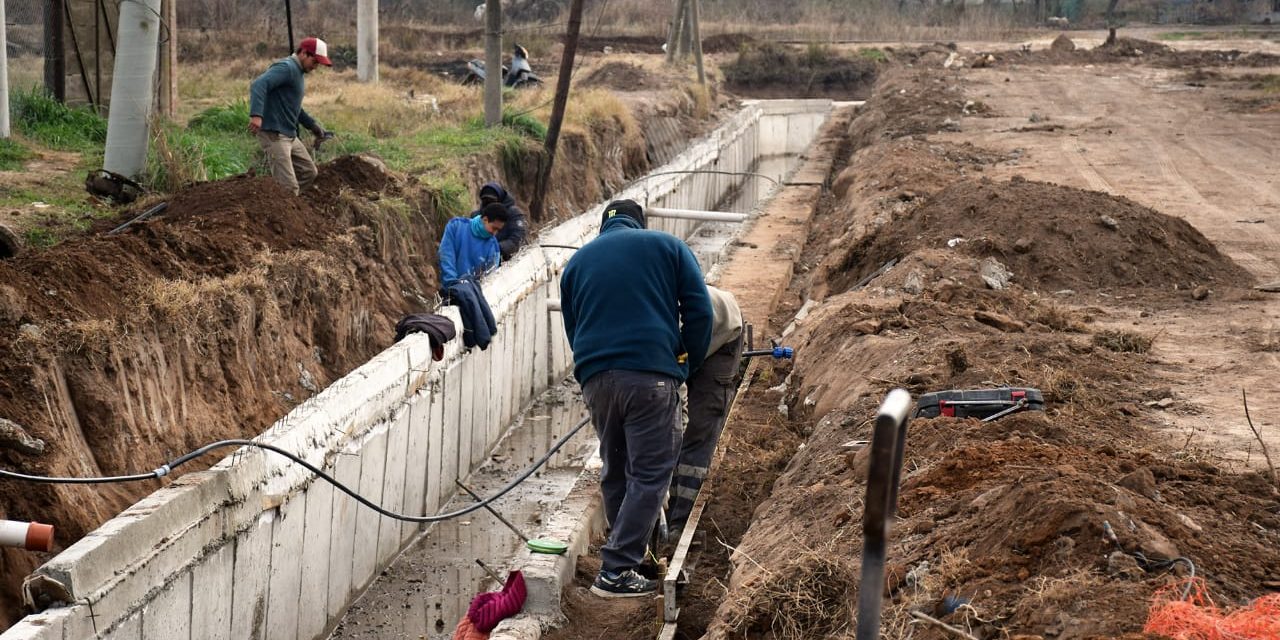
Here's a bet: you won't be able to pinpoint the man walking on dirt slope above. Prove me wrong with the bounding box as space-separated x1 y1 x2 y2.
560 199 713 598
667 285 743 537
249 36 333 195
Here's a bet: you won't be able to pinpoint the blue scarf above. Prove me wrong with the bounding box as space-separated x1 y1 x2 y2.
470 215 492 239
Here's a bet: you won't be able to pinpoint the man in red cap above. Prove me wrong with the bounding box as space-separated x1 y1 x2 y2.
249 37 333 195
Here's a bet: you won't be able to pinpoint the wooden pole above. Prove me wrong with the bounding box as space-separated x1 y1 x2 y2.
664 0 688 64
44 0 66 102
483 0 503 126
690 0 706 85
528 0 586 222
167 0 178 117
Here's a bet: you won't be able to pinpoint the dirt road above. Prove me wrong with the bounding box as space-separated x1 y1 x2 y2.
944 63 1280 468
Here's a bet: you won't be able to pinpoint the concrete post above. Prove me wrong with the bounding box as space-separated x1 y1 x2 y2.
483 0 502 126
358 0 379 83
0 0 9 137
103 0 161 178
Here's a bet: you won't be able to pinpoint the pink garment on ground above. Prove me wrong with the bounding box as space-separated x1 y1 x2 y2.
466 570 528 633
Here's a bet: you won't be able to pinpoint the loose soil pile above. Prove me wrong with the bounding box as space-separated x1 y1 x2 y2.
688 64 1280 640
723 43 880 100
824 178 1254 298
981 36 1280 68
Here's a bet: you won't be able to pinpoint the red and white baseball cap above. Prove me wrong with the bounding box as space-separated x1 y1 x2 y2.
299 37 332 66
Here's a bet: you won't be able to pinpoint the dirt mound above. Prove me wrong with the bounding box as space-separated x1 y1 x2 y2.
984 36 1280 68
1050 34 1077 53
846 68 967 148
827 178 1254 296
723 42 879 100
580 62 658 90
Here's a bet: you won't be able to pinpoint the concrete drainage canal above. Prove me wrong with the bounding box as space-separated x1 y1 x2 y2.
0 99 837 640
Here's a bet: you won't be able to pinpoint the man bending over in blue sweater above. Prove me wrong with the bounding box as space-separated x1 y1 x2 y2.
560 199 713 598
439 203 509 288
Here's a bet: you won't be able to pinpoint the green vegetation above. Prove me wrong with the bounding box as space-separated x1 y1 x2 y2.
858 48 888 62
22 227 59 249
422 175 472 222
0 138 32 171
11 89 108 152
1156 31 1207 41
1255 74 1280 94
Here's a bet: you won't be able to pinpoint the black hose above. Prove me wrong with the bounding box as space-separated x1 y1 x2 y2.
0 415 592 524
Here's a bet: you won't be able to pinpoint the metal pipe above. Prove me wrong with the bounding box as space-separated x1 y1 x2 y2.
0 520 54 552
646 207 748 222
455 479 529 543
856 389 912 640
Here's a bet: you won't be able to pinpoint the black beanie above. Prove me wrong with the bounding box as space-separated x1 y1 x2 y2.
601 199 646 229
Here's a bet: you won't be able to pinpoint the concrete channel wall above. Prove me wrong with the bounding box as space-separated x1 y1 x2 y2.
1 100 832 640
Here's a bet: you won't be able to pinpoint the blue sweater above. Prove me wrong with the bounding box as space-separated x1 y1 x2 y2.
560 217 713 385
249 55 318 136
439 216 501 286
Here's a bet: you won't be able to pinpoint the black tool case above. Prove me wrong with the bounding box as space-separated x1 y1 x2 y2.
914 388 1045 420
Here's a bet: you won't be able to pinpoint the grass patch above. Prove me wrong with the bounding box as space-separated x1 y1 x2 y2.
858 48 888 62
188 101 251 134
22 227 59 249
11 88 107 152
1156 31 1207 41
422 175 472 222
0 139 32 171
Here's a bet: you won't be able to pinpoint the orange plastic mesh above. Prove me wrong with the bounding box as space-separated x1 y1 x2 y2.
1144 579 1280 640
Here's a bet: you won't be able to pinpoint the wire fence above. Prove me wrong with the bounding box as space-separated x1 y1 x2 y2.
7 0 47 58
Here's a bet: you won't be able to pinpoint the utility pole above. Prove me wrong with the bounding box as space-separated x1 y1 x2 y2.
0 0 9 137
358 0 379 83
529 0 585 221
44 0 66 102
159 0 178 117
689 0 705 85
483 0 503 126
664 0 688 64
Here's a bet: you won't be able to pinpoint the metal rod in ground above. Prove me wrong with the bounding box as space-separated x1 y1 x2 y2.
108 202 168 235
455 479 529 543
475 559 506 586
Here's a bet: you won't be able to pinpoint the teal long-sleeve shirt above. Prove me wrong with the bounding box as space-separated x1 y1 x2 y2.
249 55 318 136
559 216 713 385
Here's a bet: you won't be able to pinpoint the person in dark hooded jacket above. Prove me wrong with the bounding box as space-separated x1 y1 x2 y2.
477 182 529 260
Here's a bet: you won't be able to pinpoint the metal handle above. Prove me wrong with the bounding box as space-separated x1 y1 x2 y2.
856 388 912 640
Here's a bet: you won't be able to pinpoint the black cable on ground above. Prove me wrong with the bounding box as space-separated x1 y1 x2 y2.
0 415 592 524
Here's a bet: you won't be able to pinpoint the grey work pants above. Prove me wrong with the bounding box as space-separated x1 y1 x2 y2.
668 335 743 530
256 130 317 195
581 369 681 572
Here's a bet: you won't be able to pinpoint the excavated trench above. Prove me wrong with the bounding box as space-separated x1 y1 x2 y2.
0 100 835 640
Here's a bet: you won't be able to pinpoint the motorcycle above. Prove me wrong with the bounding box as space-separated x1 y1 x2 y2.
462 44 543 88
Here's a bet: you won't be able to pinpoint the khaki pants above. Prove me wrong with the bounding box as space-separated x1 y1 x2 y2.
256 130 317 195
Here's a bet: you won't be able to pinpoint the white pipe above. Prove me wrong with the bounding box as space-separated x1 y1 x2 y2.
357 0 379 83
103 0 162 178
0 520 54 552
646 207 748 222
0 0 9 138
547 298 561 311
